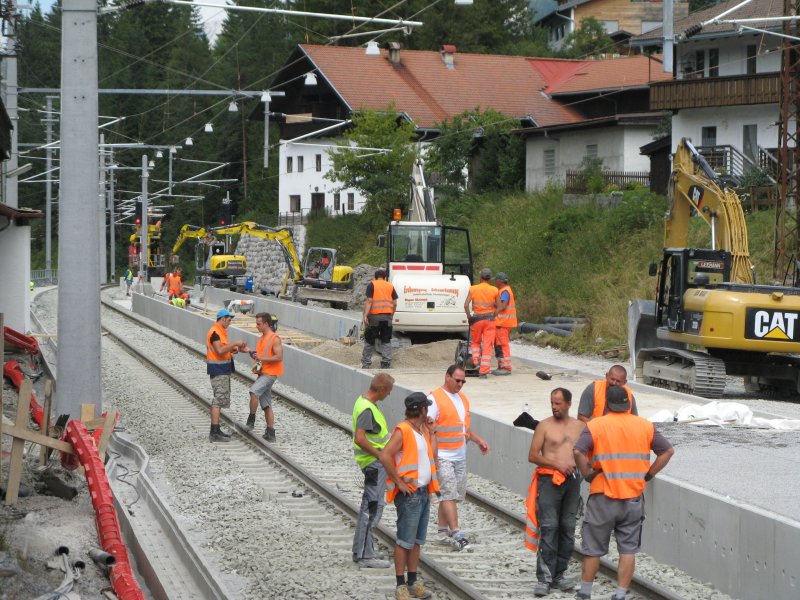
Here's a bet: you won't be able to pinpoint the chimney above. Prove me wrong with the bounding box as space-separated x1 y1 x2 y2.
440 45 457 69
387 42 401 65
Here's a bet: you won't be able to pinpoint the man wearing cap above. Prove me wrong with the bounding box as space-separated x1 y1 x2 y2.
464 267 501 378
351 372 395 570
578 365 638 423
492 272 516 376
427 364 489 552
206 308 248 442
573 386 674 600
362 268 398 369
245 312 282 442
380 392 439 600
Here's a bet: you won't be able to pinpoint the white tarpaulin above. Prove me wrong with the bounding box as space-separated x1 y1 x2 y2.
648 401 800 430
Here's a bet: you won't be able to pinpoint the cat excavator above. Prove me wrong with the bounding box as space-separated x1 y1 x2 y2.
628 138 800 398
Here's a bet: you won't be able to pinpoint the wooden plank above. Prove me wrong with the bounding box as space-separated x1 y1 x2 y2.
80 403 95 423
6 379 32 505
39 380 54 466
96 412 117 462
2 415 75 455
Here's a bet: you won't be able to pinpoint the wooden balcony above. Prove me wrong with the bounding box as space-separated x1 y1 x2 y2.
650 73 780 110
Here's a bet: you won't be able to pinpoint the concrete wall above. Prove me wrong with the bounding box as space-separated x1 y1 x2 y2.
0 225 31 332
131 292 800 600
673 105 780 151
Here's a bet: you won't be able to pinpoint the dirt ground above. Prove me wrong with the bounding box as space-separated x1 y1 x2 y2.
2 360 114 599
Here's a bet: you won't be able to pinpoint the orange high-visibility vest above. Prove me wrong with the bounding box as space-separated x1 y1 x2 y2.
369 279 395 315
386 421 440 502
470 282 499 315
256 330 283 376
525 467 566 552
496 285 517 328
587 413 653 499
206 322 232 376
165 272 182 296
430 387 470 452
592 380 634 418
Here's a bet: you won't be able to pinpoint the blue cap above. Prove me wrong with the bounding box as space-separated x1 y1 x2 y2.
216 308 234 320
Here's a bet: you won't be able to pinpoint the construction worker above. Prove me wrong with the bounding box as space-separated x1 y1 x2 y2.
351 372 395 569
206 308 248 442
526 387 584 596
464 267 501 378
124 267 134 296
362 268 398 369
161 266 184 299
577 365 638 423
29 280 34 292
493 272 516 376
246 312 282 443
380 392 439 600
427 364 489 552
573 385 674 600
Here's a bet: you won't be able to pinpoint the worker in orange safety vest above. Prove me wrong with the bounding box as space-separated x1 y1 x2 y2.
361 268 398 369
492 271 517 376
464 267 501 378
206 308 248 442
245 312 283 443
160 266 185 299
380 392 440 600
577 365 638 422
573 386 674 600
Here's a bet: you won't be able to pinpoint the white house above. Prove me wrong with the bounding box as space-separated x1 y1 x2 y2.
631 0 785 173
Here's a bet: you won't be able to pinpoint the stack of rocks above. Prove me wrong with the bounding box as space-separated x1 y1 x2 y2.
235 226 306 296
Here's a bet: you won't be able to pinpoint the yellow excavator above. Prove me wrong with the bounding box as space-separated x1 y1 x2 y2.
628 138 800 397
170 223 250 291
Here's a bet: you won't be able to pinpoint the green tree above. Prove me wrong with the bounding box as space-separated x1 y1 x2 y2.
325 105 418 228
426 108 525 195
560 16 613 58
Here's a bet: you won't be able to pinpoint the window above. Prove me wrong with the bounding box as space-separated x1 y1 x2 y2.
585 144 598 159
599 20 618 34
297 156 304 173
701 127 717 147
694 50 705 77
641 20 661 34
746 45 758 75
289 195 301 212
708 48 719 78
743 124 758 161
333 193 341 211
315 154 322 172
543 149 556 176
347 193 355 211
286 156 293 173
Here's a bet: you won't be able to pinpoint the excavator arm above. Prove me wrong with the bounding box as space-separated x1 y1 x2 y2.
171 224 207 255
666 138 753 284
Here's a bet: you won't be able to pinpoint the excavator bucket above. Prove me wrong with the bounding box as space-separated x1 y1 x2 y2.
627 300 660 378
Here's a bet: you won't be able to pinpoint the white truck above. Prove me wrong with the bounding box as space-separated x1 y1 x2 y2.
379 162 474 334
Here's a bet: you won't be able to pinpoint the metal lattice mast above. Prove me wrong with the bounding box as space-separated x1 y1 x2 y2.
774 0 800 283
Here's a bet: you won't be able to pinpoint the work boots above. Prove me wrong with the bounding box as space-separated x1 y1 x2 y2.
263 427 276 443
209 424 231 443
245 414 256 431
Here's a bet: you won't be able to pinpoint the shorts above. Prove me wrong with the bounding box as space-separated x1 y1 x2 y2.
250 374 278 409
210 375 231 408
436 459 466 502
394 488 431 550
581 493 645 556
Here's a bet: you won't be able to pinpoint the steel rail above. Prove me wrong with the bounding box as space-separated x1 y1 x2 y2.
100 297 683 600
99 315 489 600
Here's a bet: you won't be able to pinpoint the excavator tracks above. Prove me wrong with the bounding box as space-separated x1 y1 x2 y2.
637 347 727 398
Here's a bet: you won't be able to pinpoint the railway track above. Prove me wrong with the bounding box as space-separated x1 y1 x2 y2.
94 296 683 600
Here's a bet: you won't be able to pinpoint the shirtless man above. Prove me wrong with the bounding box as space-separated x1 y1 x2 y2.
525 387 586 597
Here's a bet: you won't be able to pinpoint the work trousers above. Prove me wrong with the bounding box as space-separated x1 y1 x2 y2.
535 473 581 583
470 319 496 375
352 461 386 561
362 314 393 368
494 326 512 371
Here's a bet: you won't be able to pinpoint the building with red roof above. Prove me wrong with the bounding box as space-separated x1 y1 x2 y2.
262 43 672 215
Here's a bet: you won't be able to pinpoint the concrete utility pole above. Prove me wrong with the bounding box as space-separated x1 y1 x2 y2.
662 0 674 73
99 133 107 283
56 0 101 419
107 147 116 280
140 154 149 280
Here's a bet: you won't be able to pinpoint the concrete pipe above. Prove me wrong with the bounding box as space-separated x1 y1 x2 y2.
517 322 572 337
88 548 116 567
